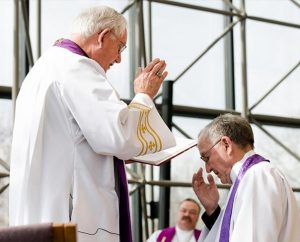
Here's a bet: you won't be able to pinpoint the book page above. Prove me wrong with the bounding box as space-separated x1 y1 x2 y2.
131 137 197 166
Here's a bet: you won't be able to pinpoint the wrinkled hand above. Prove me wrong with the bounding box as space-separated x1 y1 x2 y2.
134 58 168 99
192 167 219 215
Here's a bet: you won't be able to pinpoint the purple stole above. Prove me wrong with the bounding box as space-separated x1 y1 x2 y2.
114 157 132 242
219 154 269 242
54 39 132 242
157 226 201 242
54 38 88 57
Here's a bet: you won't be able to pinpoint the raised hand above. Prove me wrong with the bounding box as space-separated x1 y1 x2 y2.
134 58 168 99
192 167 220 215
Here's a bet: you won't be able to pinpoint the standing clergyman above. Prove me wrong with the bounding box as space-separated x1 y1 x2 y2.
9 5 175 242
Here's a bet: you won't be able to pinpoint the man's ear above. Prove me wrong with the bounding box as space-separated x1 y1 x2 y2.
221 136 232 154
97 28 110 47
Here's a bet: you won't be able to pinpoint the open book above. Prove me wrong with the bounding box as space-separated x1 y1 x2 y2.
131 137 197 166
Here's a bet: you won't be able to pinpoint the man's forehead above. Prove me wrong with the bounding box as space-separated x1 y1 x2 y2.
180 200 198 210
198 136 210 150
120 30 127 42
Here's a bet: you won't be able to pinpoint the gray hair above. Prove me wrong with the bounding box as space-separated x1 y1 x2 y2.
69 6 127 38
180 198 201 213
199 113 254 149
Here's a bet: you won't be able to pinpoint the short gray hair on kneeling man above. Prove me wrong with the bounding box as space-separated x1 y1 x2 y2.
199 113 254 149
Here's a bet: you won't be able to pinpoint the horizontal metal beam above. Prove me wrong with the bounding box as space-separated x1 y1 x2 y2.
249 114 300 129
172 105 300 129
0 173 9 178
2 92 299 128
3 93 298 129
128 179 230 189
150 0 300 30
0 86 12 99
149 0 241 17
122 99 300 129
171 105 239 119
247 14 300 29
128 179 300 193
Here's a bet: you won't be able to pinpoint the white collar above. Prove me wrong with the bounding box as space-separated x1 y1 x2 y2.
230 150 255 183
175 225 194 234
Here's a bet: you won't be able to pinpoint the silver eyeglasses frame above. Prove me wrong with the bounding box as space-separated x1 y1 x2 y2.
200 139 221 163
110 30 127 54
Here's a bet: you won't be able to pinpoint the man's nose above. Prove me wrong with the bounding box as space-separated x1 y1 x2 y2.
205 163 212 173
115 53 121 63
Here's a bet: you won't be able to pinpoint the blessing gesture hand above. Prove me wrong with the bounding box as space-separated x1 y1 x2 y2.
134 58 168 99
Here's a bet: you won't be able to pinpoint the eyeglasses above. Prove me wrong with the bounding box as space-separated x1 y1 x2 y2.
200 139 221 163
110 31 127 54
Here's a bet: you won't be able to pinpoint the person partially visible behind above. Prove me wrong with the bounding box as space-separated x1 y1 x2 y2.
147 198 202 242
192 113 300 242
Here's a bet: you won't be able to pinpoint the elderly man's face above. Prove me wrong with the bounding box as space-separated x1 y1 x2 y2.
198 136 233 184
176 200 200 231
94 29 127 72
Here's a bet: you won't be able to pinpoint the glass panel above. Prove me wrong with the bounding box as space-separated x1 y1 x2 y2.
234 20 300 117
151 2 225 108
253 125 300 188
240 0 300 23
233 1 300 118
158 0 228 11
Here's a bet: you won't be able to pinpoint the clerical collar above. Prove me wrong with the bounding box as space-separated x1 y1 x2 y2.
230 150 255 183
175 225 194 241
175 225 194 234
54 38 89 57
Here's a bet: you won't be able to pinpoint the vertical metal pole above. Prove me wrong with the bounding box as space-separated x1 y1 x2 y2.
36 0 41 59
240 0 248 118
223 0 235 110
20 0 34 68
138 0 147 66
12 0 20 118
132 186 143 242
141 165 149 239
158 81 173 229
148 1 153 62
147 0 155 233
131 2 143 241
128 1 138 98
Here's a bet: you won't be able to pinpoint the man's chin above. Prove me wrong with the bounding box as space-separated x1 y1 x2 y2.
178 224 193 231
220 177 232 184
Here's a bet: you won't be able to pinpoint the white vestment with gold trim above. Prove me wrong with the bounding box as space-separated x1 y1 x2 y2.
9 47 175 242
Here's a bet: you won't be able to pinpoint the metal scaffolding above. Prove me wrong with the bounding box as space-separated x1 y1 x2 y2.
0 0 300 240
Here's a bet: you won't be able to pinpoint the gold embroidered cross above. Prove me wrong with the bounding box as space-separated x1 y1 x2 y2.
149 141 156 151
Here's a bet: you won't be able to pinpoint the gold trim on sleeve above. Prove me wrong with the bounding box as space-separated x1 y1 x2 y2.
129 102 163 156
